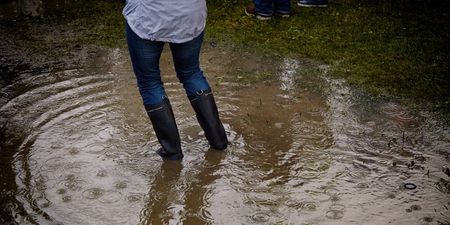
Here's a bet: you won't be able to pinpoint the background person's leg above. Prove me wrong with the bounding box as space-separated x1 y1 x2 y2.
274 0 291 16
253 0 274 18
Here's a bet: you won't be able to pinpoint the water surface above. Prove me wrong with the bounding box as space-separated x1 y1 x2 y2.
0 47 449 225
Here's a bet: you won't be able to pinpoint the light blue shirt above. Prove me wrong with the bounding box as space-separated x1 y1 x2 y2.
123 0 207 43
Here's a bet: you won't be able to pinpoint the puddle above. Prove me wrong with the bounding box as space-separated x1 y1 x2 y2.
0 47 449 225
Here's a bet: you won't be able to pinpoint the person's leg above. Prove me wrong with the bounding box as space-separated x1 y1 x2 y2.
168 32 210 97
188 90 228 150
126 23 183 160
169 32 228 150
274 0 291 16
145 98 183 160
253 0 274 18
126 23 166 106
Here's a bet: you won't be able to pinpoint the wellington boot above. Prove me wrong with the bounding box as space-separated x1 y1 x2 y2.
145 98 184 160
189 90 228 150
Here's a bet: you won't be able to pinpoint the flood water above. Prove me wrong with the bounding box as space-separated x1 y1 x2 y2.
0 47 449 225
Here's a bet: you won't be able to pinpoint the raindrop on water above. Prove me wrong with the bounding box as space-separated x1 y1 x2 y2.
82 188 104 200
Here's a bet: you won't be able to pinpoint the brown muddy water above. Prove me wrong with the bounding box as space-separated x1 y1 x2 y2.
0 47 449 225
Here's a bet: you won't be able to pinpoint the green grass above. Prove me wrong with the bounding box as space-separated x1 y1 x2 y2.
2 0 449 108
206 0 450 105
43 1 127 48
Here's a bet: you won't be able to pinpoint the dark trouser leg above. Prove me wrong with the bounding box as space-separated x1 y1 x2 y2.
253 0 274 16
274 0 291 13
126 22 166 105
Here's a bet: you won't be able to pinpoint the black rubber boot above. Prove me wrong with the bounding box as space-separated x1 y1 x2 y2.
145 98 184 160
189 90 228 150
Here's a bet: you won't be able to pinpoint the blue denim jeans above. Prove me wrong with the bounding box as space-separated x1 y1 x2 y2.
126 23 211 106
253 0 291 15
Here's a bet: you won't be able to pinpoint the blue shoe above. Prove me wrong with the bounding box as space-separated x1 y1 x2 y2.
298 0 328 7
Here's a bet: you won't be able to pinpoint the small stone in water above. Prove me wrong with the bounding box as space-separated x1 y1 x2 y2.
404 183 417 190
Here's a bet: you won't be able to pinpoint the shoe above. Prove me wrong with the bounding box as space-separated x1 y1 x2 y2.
275 10 290 18
145 98 184 160
245 5 272 20
189 90 228 150
297 0 328 7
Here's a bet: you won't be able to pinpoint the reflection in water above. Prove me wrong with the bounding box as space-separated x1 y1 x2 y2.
0 47 449 225
140 147 226 225
182 150 225 224
142 161 184 225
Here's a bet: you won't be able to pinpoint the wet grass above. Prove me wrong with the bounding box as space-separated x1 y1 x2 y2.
1 0 449 109
207 0 450 107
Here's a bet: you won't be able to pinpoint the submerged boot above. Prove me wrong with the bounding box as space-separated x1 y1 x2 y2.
145 98 184 160
189 90 228 150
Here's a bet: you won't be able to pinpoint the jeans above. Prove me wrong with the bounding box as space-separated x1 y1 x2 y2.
253 0 291 15
126 23 211 106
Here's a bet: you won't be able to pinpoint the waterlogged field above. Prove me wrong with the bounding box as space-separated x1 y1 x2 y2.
0 48 449 224
1 0 449 224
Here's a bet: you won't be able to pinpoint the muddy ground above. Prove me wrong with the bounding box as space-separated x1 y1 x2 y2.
1 5 450 225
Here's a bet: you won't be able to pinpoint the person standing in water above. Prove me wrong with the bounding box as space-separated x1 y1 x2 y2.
123 0 228 160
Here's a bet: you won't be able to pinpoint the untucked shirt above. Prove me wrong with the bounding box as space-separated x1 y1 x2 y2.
123 0 207 43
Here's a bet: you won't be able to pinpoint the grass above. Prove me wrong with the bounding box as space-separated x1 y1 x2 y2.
207 0 450 106
2 0 449 108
